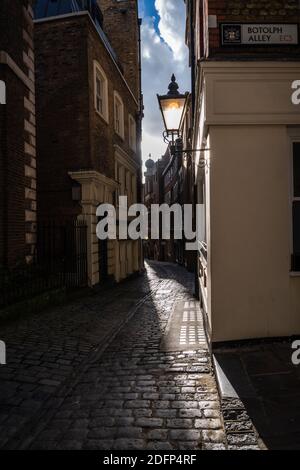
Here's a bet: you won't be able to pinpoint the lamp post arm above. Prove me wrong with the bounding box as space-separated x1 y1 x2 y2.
174 148 211 169
175 148 210 154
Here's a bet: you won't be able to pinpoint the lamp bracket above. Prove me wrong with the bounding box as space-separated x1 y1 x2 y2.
163 130 182 145
174 148 211 169
175 148 210 154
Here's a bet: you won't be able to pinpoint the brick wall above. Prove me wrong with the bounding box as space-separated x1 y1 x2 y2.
87 16 140 180
35 13 140 219
0 67 5 265
204 0 300 58
0 67 26 267
0 0 37 267
35 16 90 220
23 2 37 262
100 0 140 100
0 1 26 73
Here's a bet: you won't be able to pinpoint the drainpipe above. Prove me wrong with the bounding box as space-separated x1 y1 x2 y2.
190 0 196 119
189 0 199 298
138 16 144 267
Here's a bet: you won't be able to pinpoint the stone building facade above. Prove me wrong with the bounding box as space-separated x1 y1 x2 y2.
186 0 300 343
34 0 143 285
0 0 37 267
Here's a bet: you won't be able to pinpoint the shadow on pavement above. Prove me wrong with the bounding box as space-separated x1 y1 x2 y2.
214 340 300 450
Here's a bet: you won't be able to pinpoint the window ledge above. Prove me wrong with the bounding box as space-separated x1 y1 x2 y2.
95 108 109 125
115 131 125 141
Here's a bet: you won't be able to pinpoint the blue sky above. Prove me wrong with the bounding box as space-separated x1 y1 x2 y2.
139 0 161 36
137 0 190 163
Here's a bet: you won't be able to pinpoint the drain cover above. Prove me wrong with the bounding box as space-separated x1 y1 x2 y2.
161 300 207 352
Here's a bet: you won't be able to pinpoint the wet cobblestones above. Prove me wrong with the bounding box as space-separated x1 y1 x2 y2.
0 262 227 450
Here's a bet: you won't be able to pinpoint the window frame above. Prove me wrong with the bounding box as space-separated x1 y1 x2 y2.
93 61 109 123
129 113 137 151
114 91 125 140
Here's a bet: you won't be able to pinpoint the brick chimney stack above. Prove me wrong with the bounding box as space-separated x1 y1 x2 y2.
99 0 140 100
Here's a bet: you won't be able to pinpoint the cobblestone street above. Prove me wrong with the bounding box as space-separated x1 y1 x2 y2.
0 262 227 450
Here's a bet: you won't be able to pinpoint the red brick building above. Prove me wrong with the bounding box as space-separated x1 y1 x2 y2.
34 0 143 285
162 106 194 272
0 0 37 267
143 152 169 261
143 101 195 271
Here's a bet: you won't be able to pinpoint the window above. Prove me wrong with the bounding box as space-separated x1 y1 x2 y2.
292 142 300 271
94 61 108 122
129 114 137 151
114 92 124 139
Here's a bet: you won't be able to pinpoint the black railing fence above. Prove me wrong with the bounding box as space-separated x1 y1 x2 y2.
0 220 88 309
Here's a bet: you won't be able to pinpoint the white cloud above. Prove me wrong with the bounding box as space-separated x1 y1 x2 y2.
155 0 187 62
142 130 169 162
140 1 190 165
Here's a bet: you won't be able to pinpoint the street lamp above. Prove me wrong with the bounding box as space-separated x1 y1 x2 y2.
158 75 209 167
157 74 188 149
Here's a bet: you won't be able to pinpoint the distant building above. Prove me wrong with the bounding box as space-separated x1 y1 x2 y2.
143 110 195 271
179 94 195 272
34 0 143 285
162 147 181 264
186 0 300 343
0 0 37 267
143 153 169 261
162 132 194 270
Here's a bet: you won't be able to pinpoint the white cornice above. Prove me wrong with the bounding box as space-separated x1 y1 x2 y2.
200 60 300 73
69 170 118 189
114 145 140 173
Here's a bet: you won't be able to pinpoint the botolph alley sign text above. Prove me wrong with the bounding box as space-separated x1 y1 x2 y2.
222 24 299 46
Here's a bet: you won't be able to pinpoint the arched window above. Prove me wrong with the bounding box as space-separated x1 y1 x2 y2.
94 61 109 123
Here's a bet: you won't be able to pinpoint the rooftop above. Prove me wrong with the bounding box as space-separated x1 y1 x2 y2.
34 0 103 24
34 0 121 68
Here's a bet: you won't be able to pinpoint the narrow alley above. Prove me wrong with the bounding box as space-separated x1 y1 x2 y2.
0 262 233 451
1 0 300 457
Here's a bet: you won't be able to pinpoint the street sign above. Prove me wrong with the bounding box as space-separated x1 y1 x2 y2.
221 24 299 46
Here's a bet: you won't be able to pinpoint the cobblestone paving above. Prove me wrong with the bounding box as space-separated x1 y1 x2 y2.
221 398 262 450
0 262 227 450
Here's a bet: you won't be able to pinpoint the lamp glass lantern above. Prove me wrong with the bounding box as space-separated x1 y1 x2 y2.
157 74 188 141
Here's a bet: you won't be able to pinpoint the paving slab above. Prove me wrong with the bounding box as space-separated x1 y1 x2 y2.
161 301 207 352
214 341 300 450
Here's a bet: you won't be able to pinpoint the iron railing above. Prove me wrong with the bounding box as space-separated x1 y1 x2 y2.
0 220 88 309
